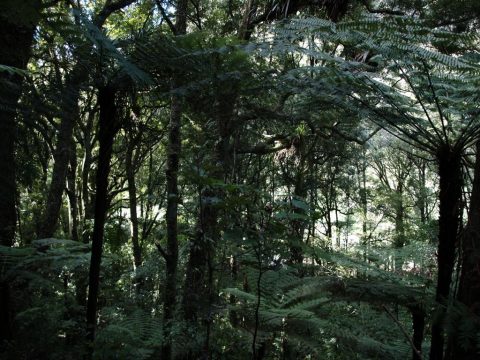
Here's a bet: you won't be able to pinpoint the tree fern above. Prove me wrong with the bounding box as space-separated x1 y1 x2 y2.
94 308 163 360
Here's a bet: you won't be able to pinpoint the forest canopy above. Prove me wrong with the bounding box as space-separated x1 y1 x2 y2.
0 0 479 359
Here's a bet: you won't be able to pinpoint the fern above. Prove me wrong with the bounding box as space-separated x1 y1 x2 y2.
94 308 163 360
223 229 433 359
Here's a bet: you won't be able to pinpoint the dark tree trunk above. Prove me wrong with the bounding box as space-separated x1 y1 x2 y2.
429 145 463 360
126 141 142 269
394 181 405 272
181 83 237 358
361 158 369 263
161 95 181 358
418 161 428 224
0 0 40 244
67 144 79 241
289 136 307 265
182 192 219 321
447 140 480 359
86 85 118 343
0 0 41 345
410 305 425 360
82 115 95 243
0 83 17 248
161 0 188 358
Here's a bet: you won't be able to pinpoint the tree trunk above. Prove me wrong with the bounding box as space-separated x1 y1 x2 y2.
181 83 237 358
410 305 425 360
67 144 79 241
161 0 188 358
429 144 463 360
126 141 142 269
394 181 405 272
39 72 81 238
38 0 133 239
447 140 480 359
182 190 219 321
289 136 307 265
82 115 95 243
0 0 40 243
86 85 118 344
0 0 41 344
418 161 428 224
358 149 368 263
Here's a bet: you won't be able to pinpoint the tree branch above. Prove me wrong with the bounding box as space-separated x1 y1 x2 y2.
155 241 168 260
155 0 177 34
94 0 137 28
360 0 405 16
382 305 423 360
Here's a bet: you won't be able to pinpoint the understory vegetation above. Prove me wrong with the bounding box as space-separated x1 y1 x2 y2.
1 0 480 359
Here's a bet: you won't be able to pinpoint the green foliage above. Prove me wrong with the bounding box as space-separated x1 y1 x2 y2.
0 65 29 77
94 308 163 360
7 1 480 359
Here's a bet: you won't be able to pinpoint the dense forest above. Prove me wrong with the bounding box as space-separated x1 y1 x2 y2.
1 0 479 359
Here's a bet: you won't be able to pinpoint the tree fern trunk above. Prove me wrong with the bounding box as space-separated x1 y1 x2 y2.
447 140 480 359
429 144 462 360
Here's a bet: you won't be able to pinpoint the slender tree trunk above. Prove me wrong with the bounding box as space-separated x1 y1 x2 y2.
418 161 427 224
161 0 188 357
75 122 95 307
429 144 463 360
67 145 79 241
82 116 95 243
0 0 41 344
39 73 81 238
289 136 307 264
409 305 425 360
126 141 142 269
335 198 341 248
394 181 405 272
162 89 183 355
86 85 118 344
361 154 368 262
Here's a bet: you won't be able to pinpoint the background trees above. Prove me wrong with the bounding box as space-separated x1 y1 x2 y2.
1 0 479 359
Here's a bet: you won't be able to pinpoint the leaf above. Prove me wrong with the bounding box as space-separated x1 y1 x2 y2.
0 64 28 77
291 197 309 211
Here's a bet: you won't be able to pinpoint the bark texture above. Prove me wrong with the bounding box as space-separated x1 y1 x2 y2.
126 140 142 269
429 144 463 360
86 85 118 343
0 0 41 344
161 0 188 358
40 84 80 238
447 141 480 360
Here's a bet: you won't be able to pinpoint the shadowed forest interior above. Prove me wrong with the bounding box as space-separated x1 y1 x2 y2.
1 0 480 359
